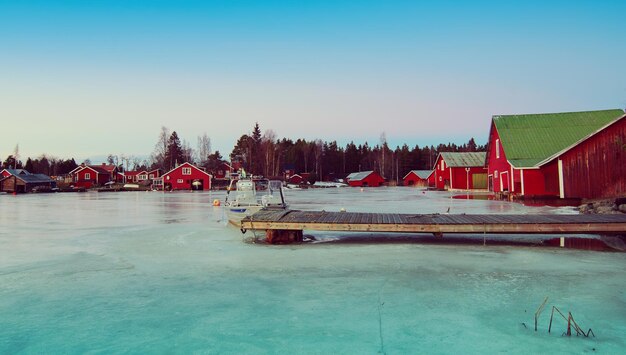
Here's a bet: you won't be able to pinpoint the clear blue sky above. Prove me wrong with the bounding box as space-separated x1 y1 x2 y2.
1 0 625 162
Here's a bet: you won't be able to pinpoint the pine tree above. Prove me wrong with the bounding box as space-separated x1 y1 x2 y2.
165 131 184 170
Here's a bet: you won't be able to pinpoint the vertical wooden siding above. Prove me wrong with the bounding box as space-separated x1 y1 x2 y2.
562 117 626 199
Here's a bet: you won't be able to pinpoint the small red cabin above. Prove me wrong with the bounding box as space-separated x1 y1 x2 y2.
432 152 487 190
158 162 212 191
346 171 385 187
403 170 433 187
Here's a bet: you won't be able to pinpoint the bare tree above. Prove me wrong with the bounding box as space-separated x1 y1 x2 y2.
151 126 170 170
121 155 133 172
181 139 194 164
314 139 323 179
196 133 211 167
13 144 19 169
262 130 277 177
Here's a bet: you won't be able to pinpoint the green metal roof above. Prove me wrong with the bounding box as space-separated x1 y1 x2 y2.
440 152 486 167
493 109 624 167
406 170 433 179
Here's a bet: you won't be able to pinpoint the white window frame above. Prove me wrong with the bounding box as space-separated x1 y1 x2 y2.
177 179 184 183
182 167 192 175
496 139 500 159
85 172 91 180
440 160 445 171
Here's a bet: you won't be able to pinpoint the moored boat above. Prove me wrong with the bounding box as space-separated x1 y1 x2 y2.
224 178 287 225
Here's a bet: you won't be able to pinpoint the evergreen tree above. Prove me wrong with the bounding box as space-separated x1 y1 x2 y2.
165 131 184 170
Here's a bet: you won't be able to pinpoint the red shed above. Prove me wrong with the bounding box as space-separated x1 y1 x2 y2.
485 109 625 198
346 171 385 187
403 170 433 187
287 174 305 185
72 163 117 188
159 162 212 191
432 152 487 190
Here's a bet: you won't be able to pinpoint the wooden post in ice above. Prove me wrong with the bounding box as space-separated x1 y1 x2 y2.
266 229 303 244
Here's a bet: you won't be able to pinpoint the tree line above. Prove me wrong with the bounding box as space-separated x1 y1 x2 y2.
229 123 486 182
3 123 485 181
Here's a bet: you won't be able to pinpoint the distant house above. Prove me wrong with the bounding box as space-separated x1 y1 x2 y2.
0 169 56 193
403 170 433 187
288 174 306 185
432 152 487 190
122 169 159 184
71 163 118 189
287 173 312 185
346 171 385 187
155 162 212 191
486 109 626 199
212 162 233 180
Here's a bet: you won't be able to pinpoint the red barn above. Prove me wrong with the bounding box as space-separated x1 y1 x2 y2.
485 109 625 198
432 152 487 190
71 163 117 188
346 171 385 187
403 170 433 187
158 162 212 191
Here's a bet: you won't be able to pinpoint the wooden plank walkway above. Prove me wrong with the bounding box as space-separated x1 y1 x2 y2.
241 209 626 235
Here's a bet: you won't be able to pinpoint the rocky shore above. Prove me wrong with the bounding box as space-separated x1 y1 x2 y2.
578 197 626 214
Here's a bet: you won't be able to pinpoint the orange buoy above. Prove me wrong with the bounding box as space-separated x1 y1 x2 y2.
213 199 221 206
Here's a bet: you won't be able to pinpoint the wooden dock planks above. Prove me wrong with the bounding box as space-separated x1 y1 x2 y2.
241 209 626 235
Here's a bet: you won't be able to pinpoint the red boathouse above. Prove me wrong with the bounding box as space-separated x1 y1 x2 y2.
157 162 212 191
485 109 626 199
403 170 433 187
432 152 487 190
346 171 385 187
71 163 118 188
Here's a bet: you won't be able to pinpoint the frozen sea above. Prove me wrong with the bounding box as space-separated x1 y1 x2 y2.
1 187 625 354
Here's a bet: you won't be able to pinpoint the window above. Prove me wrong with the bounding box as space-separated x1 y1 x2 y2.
138 174 147 180
182 167 192 175
177 179 183 183
85 173 91 180
149 174 154 179
494 170 499 179
440 160 445 171
496 139 500 159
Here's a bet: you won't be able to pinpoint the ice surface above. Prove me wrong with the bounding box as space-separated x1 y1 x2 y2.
1 188 625 353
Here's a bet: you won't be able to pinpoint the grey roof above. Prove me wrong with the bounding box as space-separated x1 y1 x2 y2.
3 169 30 176
346 171 375 181
16 173 54 184
404 170 432 179
439 152 486 168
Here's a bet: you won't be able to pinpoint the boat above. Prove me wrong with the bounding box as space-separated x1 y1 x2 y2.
224 178 287 226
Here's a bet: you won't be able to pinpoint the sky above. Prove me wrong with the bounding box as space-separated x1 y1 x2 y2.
1 0 625 163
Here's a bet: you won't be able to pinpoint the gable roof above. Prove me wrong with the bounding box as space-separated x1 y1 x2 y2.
2 169 30 176
77 165 109 175
16 173 54 184
403 170 433 180
491 109 624 168
346 171 376 181
439 152 486 168
161 162 213 178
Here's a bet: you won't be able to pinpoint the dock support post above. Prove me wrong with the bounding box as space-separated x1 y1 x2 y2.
266 229 303 244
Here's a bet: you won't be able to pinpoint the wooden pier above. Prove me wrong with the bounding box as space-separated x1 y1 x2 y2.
240 209 626 244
